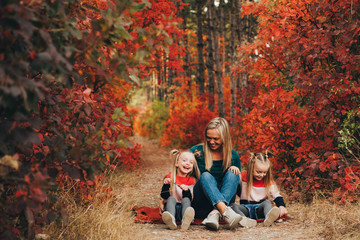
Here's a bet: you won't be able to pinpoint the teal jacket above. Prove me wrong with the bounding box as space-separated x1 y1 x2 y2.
190 144 241 188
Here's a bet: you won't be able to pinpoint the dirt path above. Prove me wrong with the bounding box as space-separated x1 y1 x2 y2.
127 136 322 240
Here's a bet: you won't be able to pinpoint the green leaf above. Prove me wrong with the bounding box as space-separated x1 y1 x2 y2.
129 74 140 85
129 3 146 13
115 24 133 41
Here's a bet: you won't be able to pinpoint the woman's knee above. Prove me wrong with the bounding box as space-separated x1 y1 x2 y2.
224 170 240 181
199 171 213 182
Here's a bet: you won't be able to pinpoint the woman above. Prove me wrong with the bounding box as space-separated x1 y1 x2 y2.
190 117 242 230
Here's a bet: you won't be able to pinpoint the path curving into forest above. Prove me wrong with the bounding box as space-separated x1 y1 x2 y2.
127 136 323 240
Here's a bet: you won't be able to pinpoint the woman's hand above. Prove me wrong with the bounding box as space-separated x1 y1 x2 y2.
228 166 240 175
179 184 188 191
163 178 171 184
279 206 288 217
159 199 165 215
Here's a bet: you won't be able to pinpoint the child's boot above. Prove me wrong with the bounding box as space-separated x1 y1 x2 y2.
239 216 257 228
202 209 220 230
263 207 280 227
223 206 242 229
162 211 177 230
181 207 195 230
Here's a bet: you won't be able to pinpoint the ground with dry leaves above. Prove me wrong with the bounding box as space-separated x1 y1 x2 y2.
125 136 324 240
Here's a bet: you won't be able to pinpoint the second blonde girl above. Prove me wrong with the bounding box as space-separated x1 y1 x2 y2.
232 152 288 227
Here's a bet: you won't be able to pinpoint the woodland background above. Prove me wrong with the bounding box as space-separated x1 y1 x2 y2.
0 0 359 239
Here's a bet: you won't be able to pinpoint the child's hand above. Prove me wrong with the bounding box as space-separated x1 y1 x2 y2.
179 184 188 191
279 206 288 217
163 178 171 184
229 166 240 175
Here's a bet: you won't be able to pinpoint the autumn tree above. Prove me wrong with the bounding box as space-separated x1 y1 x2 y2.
234 0 360 201
0 0 182 238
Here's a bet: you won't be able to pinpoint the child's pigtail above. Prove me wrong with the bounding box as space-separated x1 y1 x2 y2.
246 152 256 197
169 149 181 196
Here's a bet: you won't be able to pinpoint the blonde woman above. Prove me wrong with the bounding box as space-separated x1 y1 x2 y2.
190 117 243 230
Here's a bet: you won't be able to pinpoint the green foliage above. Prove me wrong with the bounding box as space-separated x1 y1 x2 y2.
136 100 169 139
338 110 360 156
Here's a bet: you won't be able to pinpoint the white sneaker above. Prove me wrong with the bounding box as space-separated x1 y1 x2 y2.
264 207 280 227
239 216 257 228
202 210 220 230
223 206 242 229
181 207 195 230
162 211 177 230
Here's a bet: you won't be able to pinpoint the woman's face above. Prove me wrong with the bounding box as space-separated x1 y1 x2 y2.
206 128 222 151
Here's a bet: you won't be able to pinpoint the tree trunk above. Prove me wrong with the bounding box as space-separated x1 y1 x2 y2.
236 0 243 43
219 0 226 71
210 1 225 118
230 0 238 121
162 51 167 102
181 6 190 86
206 5 215 112
196 0 205 96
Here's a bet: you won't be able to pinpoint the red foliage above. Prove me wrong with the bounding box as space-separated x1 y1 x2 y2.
161 81 216 148
234 0 360 202
0 0 182 237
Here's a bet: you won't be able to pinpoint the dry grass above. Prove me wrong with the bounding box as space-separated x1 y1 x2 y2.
290 193 360 240
43 140 360 240
44 169 147 240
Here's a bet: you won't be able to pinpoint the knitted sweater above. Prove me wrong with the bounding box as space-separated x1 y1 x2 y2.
239 172 286 207
189 144 241 188
160 173 196 203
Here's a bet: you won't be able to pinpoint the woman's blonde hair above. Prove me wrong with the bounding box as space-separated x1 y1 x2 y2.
169 149 201 195
246 150 276 197
203 117 233 172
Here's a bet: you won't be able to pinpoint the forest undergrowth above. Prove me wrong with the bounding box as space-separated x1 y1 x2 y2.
44 136 360 240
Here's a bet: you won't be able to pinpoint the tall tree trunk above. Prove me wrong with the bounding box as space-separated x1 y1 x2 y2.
230 0 238 122
167 68 174 105
162 51 167 102
219 0 226 71
181 6 190 89
236 0 243 43
239 72 249 116
210 1 225 118
157 64 163 101
196 0 205 96
206 6 215 112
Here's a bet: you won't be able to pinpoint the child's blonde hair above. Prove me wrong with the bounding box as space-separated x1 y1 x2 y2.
203 117 233 171
169 149 201 195
246 150 276 197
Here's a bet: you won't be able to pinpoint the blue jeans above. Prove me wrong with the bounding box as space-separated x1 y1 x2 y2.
191 171 240 219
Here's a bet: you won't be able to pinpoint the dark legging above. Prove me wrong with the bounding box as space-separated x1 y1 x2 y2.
232 200 272 219
165 196 191 222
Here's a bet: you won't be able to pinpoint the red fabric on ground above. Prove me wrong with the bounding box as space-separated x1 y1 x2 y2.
132 206 288 224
